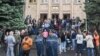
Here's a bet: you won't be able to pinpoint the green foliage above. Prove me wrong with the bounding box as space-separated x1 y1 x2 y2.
0 0 26 29
85 0 100 31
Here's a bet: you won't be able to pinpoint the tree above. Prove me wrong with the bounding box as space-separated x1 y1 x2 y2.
0 0 26 29
85 0 100 32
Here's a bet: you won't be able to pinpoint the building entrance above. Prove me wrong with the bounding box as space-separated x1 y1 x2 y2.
52 14 59 19
40 13 48 20
63 14 70 19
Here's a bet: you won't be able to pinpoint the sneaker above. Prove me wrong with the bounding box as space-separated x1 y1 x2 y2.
64 49 66 52
67 47 70 50
75 53 78 56
79 53 81 56
0 44 1 48
59 52 62 54
71 48 74 50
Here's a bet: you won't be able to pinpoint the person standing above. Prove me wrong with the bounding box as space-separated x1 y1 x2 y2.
19 29 26 56
42 19 50 29
83 30 87 50
60 32 66 53
71 30 77 50
22 34 33 56
93 30 100 56
85 32 94 56
14 30 21 56
46 30 58 56
5 31 16 56
75 30 84 56
66 32 71 50
35 32 44 56
4 31 9 52
20 29 26 42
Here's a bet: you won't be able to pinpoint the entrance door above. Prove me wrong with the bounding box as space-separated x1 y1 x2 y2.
40 13 48 20
52 14 59 19
63 14 70 19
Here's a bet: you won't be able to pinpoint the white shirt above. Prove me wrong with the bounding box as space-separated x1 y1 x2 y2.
85 35 94 48
42 23 50 28
76 34 84 44
72 24 75 29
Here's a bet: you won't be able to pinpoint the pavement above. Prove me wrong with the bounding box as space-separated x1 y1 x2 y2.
0 35 87 56
0 45 87 56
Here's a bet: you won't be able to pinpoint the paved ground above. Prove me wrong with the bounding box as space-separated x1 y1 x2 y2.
0 36 87 56
0 46 87 56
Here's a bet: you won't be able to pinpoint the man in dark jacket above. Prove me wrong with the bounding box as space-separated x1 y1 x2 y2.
46 30 59 56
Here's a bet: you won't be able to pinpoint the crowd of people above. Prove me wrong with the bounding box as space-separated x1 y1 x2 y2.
0 18 100 56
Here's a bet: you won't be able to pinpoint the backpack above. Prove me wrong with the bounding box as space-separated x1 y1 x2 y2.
22 36 33 51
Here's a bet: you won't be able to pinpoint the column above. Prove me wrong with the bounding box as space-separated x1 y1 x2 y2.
59 0 63 19
71 0 74 19
48 0 51 19
24 0 29 18
36 0 40 20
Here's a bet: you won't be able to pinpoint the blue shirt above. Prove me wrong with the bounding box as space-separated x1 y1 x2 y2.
71 33 77 39
5 35 16 47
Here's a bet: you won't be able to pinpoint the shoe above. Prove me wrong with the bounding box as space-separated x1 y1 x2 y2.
71 48 74 50
59 52 62 54
64 49 66 52
75 53 77 56
79 53 81 56
67 47 70 50
0 45 1 48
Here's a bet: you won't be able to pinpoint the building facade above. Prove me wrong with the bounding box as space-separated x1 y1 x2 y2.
24 0 86 20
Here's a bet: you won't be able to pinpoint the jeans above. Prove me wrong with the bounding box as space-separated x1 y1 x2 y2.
83 41 86 50
6 46 14 56
60 41 66 53
87 48 94 56
19 47 24 56
95 46 100 56
46 39 58 56
14 43 20 56
72 39 76 50
76 44 83 54
36 41 44 56
23 50 30 56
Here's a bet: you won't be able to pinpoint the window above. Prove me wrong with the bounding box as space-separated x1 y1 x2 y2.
42 0 48 4
63 0 71 4
74 0 81 4
52 14 59 19
52 0 59 4
40 14 48 20
77 0 81 3
34 0 36 2
29 0 36 4
29 0 33 3
63 14 70 19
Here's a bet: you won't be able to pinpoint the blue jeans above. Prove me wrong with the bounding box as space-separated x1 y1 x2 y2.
6 46 14 56
36 41 44 56
72 39 76 50
95 46 100 56
19 47 24 56
87 48 94 56
60 41 66 53
83 41 86 50
46 39 58 56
